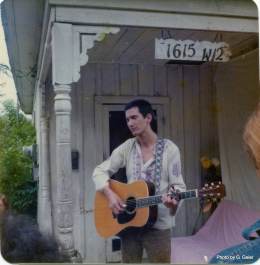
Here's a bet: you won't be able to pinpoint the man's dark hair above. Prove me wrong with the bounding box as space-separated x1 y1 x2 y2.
1 213 69 263
124 99 155 120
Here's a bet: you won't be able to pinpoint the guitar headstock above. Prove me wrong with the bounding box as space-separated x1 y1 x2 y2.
199 182 226 202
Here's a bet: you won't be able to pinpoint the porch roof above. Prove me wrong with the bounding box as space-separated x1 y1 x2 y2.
1 0 258 114
1 0 45 113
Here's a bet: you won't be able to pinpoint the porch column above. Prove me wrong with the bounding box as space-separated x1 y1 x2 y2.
51 22 120 257
38 84 52 235
54 84 74 254
52 22 74 255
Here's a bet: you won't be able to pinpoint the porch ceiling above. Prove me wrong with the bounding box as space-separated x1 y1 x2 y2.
87 27 258 65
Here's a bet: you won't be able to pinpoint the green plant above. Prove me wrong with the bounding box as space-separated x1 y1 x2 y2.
0 100 37 216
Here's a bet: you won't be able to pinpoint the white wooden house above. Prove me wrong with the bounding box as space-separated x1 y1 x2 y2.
2 0 260 262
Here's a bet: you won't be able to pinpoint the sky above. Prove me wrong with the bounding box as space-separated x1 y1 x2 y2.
0 0 17 111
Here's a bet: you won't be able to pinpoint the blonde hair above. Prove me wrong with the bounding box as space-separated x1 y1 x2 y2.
243 102 260 169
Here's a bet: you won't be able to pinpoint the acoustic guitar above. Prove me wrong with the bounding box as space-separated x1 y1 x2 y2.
94 179 225 238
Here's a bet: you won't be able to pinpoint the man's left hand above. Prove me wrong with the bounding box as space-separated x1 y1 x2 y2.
162 186 180 214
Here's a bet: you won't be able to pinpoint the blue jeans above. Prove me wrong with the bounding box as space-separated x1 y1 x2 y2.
210 220 260 264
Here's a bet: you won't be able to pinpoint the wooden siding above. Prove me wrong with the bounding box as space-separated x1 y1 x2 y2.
47 62 217 262
45 76 57 239
182 65 201 235
82 62 215 261
215 51 260 210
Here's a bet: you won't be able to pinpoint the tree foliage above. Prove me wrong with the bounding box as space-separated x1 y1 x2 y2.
0 63 11 88
0 100 37 216
0 63 10 76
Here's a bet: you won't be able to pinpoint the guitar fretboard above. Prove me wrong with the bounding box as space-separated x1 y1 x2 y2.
136 189 198 208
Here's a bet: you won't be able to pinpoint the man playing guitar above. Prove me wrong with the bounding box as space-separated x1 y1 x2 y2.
92 99 186 263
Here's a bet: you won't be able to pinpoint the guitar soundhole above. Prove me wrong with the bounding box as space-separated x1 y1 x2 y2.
125 197 136 214
116 197 136 224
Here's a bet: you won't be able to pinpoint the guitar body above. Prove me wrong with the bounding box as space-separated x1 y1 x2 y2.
94 179 225 238
94 180 157 238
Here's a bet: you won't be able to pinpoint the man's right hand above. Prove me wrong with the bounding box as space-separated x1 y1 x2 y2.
102 185 125 215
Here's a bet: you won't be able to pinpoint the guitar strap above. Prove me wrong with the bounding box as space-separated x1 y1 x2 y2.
154 138 165 194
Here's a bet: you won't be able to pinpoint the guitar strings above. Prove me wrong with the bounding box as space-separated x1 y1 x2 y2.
95 187 222 210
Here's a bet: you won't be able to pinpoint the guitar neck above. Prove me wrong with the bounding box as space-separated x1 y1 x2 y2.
136 189 198 208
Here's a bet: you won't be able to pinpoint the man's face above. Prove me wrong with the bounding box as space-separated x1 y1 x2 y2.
125 107 151 136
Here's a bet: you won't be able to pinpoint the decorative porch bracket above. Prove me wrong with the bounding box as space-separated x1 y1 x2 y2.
72 25 120 82
51 22 119 256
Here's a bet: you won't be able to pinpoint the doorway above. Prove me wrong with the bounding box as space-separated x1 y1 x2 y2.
94 96 170 262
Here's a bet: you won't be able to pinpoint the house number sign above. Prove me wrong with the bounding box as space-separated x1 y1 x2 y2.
155 38 231 62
